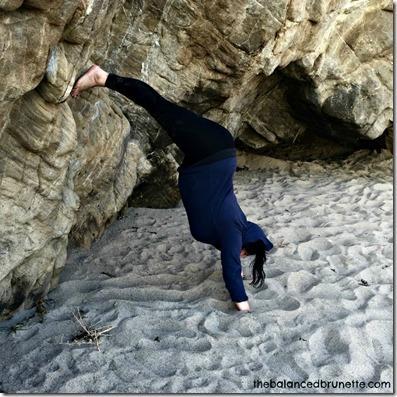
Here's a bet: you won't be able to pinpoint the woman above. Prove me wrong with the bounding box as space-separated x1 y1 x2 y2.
71 65 273 312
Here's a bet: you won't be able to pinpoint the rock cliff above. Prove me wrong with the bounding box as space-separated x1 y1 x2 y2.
0 0 392 319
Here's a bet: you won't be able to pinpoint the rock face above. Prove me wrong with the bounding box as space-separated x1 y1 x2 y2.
0 1 152 318
0 0 393 319
94 0 392 152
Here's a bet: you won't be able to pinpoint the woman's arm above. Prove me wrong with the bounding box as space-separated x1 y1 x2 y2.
218 221 251 311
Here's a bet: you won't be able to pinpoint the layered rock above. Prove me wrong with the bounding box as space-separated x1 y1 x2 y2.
94 0 392 156
0 0 150 318
68 89 152 248
0 0 393 319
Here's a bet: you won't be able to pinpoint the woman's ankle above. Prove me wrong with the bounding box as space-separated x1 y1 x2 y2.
96 69 109 87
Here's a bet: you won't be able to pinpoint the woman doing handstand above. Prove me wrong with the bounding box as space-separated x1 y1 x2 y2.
71 65 273 312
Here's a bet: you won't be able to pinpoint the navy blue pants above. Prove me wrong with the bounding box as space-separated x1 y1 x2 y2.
105 73 235 166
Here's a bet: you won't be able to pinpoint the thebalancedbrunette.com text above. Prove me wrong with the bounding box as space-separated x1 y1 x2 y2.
253 379 391 391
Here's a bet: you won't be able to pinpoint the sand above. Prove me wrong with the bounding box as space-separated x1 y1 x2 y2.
0 149 393 393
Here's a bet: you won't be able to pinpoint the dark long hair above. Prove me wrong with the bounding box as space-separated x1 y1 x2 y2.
244 239 267 288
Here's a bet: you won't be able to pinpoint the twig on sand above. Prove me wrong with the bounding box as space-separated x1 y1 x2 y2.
67 308 113 351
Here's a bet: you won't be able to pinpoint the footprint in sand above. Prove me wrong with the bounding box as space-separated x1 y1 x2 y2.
309 325 350 367
278 295 301 311
235 316 263 337
323 327 350 355
200 312 233 336
287 270 320 294
253 288 277 301
365 320 393 364
280 228 313 244
297 244 319 261
266 352 308 382
261 341 277 353
134 350 181 377
255 292 301 312
297 238 333 261
142 318 187 339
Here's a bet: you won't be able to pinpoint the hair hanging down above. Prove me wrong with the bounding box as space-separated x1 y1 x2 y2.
244 240 267 288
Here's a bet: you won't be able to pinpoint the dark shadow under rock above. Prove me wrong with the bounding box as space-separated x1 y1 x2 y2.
128 146 181 209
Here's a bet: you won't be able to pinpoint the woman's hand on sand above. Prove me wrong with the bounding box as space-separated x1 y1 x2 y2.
234 300 251 312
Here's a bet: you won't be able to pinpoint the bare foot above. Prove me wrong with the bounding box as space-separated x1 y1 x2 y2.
70 65 108 97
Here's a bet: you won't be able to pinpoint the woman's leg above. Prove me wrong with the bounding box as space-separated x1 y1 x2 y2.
104 73 235 162
71 66 235 164
104 73 200 136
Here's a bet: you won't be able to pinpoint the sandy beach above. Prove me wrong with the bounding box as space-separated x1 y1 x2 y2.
0 149 393 393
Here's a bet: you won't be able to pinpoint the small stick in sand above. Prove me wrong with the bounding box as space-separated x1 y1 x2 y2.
70 308 114 351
